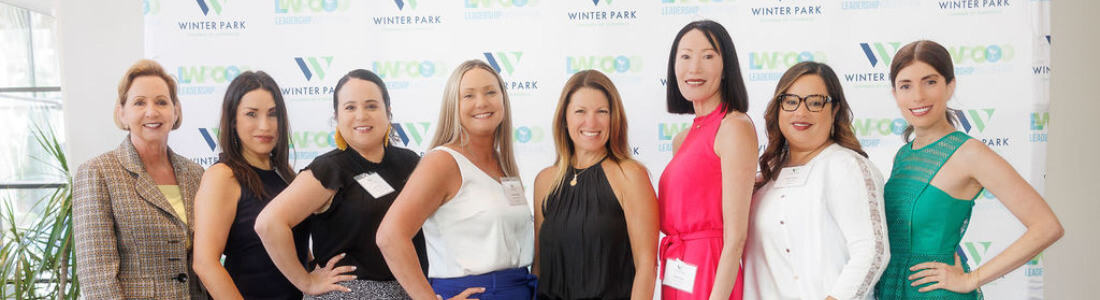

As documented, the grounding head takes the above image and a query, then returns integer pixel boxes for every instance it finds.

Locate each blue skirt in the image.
[430,267,537,300]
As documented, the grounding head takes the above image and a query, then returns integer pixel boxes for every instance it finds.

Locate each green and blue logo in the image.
[484,52,524,76]
[275,0,350,13]
[954,109,995,133]
[514,126,546,143]
[960,241,993,268]
[295,56,334,81]
[393,122,432,147]
[660,0,734,15]
[748,50,826,82]
[196,0,227,16]
[1030,112,1048,143]
[177,65,249,84]
[566,55,642,74]
[657,122,690,152]
[144,0,161,15]
[465,0,541,21]
[372,60,447,79]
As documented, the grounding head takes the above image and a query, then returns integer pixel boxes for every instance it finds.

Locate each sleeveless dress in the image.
[223,166,309,300]
[875,131,984,300]
[538,157,633,300]
[658,107,744,300]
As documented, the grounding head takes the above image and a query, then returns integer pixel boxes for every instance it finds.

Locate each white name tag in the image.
[663,258,698,294]
[354,172,395,198]
[500,177,526,206]
[774,165,811,188]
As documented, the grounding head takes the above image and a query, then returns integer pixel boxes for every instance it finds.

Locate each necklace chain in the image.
[570,155,606,187]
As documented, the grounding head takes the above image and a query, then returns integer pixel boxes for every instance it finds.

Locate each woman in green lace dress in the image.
[873,40,1064,299]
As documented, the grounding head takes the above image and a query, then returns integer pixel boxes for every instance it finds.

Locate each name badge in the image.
[663,258,698,294]
[500,177,526,206]
[774,165,811,188]
[354,172,395,198]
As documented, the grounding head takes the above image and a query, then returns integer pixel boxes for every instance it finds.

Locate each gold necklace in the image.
[569,156,606,187]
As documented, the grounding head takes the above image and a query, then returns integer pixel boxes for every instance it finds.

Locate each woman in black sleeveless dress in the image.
[193,71,310,299]
[533,70,659,300]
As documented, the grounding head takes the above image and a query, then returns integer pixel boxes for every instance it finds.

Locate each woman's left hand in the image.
[908,254,980,293]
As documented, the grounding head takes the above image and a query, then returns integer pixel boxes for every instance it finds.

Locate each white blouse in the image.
[744,144,890,300]
[422,147,534,278]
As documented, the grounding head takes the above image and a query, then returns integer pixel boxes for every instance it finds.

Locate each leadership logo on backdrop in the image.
[177,0,247,34]
[371,0,443,29]
[465,0,542,21]
[1029,111,1048,143]
[949,43,1015,76]
[747,49,827,82]
[660,0,735,16]
[371,58,448,90]
[274,0,351,25]
[144,0,161,15]
[656,122,690,153]
[565,0,638,25]
[851,117,907,148]
[514,125,550,154]
[566,54,645,84]
[284,56,336,102]
[840,0,920,11]
[176,64,250,95]
[485,52,540,95]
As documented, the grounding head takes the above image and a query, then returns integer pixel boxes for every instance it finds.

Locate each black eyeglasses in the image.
[776,94,833,112]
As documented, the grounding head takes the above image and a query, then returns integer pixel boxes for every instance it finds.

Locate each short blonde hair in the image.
[114,59,182,130]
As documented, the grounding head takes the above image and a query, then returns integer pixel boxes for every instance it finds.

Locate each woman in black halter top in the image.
[533,70,659,300]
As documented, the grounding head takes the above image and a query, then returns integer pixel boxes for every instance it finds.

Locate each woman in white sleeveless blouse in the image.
[378,59,535,300]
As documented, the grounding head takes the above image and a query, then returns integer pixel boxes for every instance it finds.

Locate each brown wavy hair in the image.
[757,61,866,188]
[547,69,634,196]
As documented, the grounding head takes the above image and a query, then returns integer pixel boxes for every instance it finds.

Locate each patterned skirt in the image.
[303,279,411,300]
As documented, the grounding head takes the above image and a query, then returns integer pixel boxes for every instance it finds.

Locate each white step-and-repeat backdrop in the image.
[143,0,1050,298]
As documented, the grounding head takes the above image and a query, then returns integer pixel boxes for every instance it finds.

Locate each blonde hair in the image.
[548,69,634,195]
[429,60,520,178]
[114,59,182,130]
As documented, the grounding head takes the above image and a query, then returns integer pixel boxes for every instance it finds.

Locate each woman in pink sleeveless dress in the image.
[658,20,757,300]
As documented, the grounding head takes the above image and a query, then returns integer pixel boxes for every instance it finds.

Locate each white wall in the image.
[1045,0,1100,297]
[57,0,142,167]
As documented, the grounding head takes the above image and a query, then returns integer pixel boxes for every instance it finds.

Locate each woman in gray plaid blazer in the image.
[73,59,209,299]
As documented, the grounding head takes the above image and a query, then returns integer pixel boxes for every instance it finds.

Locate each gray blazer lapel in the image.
[115,138,187,229]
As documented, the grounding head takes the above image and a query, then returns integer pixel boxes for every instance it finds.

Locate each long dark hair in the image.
[218,70,295,199]
[890,40,959,142]
[757,62,866,188]
[666,20,749,114]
